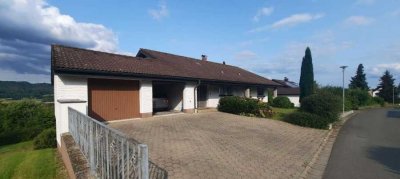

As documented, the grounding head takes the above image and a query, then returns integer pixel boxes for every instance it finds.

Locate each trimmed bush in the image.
[284,111,329,129]
[271,96,294,108]
[33,128,56,149]
[300,91,341,123]
[218,96,268,116]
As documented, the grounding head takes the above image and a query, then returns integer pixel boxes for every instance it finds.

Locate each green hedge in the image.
[0,99,55,146]
[317,86,384,110]
[33,128,56,149]
[284,111,329,129]
[218,96,268,116]
[300,91,341,123]
[271,96,294,108]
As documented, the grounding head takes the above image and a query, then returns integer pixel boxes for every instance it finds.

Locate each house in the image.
[272,78,300,107]
[51,45,281,143]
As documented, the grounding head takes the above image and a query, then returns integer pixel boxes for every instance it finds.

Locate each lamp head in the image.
[340,66,348,69]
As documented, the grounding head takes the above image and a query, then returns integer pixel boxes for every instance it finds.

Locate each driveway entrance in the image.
[110,112,327,178]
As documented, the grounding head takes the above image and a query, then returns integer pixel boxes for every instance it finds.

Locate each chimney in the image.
[201,55,207,61]
[284,77,289,82]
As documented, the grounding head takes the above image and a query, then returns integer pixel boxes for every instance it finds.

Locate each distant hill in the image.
[0,81,53,100]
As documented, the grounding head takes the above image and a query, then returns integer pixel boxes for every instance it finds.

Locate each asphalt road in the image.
[324,108,400,179]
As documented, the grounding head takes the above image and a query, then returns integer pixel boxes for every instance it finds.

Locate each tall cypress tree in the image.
[377,70,398,102]
[299,47,314,102]
[349,64,369,90]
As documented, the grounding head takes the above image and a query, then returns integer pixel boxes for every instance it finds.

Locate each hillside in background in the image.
[0,81,53,100]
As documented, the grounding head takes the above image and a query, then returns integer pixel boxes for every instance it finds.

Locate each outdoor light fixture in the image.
[340,66,348,115]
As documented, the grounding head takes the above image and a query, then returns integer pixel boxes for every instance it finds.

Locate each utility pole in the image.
[340,66,348,115]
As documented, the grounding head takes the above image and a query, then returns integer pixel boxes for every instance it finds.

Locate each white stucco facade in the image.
[277,95,300,107]
[139,80,153,114]
[288,96,300,107]
[54,73,277,145]
[183,83,196,110]
[54,74,88,145]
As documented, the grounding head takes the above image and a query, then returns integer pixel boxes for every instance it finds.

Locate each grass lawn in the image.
[271,107,296,120]
[0,141,68,179]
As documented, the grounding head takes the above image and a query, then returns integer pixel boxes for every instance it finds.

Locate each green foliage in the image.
[0,81,53,100]
[284,111,329,129]
[270,96,294,108]
[373,97,385,107]
[377,70,398,102]
[218,96,269,116]
[33,128,56,149]
[300,91,342,123]
[0,100,55,146]
[267,89,274,105]
[349,64,369,90]
[317,86,380,110]
[299,47,315,102]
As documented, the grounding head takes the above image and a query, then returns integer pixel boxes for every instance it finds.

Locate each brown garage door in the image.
[88,78,140,121]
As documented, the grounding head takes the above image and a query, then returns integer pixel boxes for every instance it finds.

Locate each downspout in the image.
[194,80,201,113]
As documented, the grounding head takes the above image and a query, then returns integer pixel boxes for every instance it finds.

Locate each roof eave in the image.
[53,68,281,87]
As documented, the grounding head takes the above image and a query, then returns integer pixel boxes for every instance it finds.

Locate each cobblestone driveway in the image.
[109,112,327,179]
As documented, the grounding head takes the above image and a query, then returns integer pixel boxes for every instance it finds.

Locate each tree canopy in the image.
[349,64,369,90]
[377,70,398,103]
[0,81,53,100]
[299,47,314,102]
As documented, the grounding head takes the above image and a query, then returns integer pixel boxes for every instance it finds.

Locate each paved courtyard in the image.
[109,112,327,179]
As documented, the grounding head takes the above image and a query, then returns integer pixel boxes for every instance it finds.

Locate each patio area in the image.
[109,111,327,179]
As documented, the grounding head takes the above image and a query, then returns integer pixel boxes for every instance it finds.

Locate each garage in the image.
[152,81,184,114]
[88,78,140,121]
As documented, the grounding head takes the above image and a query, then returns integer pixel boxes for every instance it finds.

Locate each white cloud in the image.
[234,50,257,60]
[0,0,117,52]
[0,0,118,83]
[370,63,400,78]
[344,16,374,26]
[356,0,375,5]
[149,1,169,21]
[271,13,324,29]
[253,7,274,22]
[249,13,324,32]
[249,31,354,85]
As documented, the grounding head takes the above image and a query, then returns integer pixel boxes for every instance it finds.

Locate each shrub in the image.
[33,128,56,149]
[218,96,268,116]
[300,91,341,123]
[284,111,329,129]
[0,99,55,145]
[271,96,294,108]
[373,97,385,107]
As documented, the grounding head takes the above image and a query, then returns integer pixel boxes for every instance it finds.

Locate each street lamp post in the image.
[340,66,348,115]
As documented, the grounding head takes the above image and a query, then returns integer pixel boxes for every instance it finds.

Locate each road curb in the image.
[299,111,357,179]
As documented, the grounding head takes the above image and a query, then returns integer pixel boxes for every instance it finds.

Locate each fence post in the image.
[138,144,149,179]
[89,120,96,176]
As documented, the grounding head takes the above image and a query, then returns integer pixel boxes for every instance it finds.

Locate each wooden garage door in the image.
[88,78,140,121]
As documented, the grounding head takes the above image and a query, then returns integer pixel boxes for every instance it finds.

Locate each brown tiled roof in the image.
[52,45,280,86]
[277,87,300,95]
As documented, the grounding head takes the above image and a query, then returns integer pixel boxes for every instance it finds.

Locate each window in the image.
[257,87,265,97]
[219,86,233,96]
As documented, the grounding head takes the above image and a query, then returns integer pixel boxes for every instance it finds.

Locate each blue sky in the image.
[0,0,399,87]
